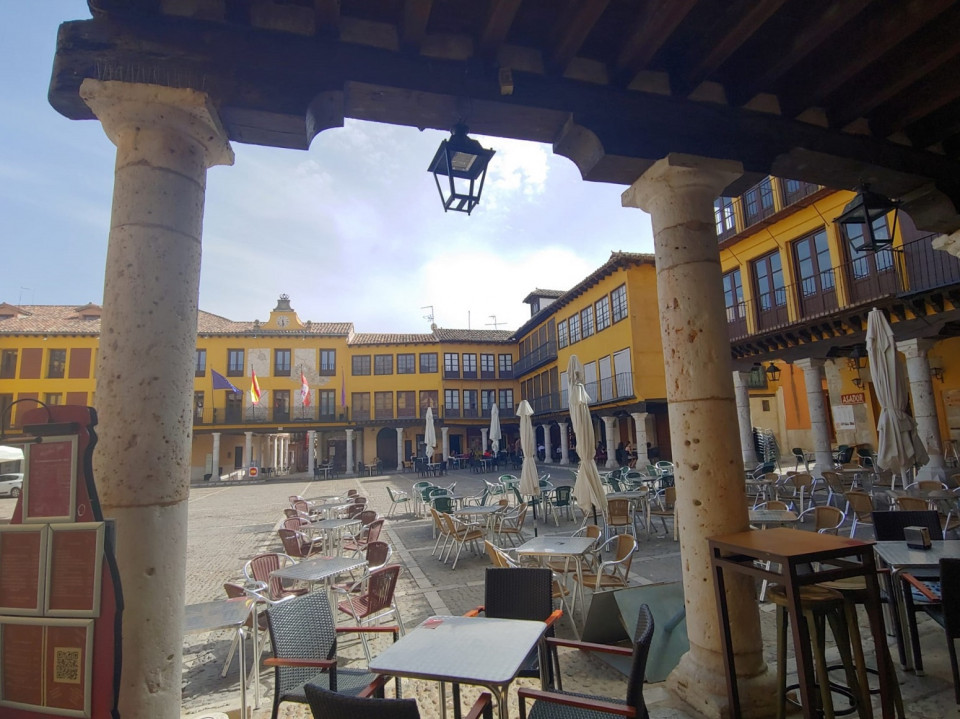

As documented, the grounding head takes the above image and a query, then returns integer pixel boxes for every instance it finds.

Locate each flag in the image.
[340,369,346,408]
[300,370,311,406]
[211,369,240,394]
[250,368,262,405]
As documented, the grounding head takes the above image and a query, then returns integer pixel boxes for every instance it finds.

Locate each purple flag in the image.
[211,369,241,393]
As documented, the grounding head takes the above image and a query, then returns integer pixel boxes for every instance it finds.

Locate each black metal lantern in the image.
[428,123,495,215]
[834,184,900,252]
[848,345,867,388]
[764,361,781,383]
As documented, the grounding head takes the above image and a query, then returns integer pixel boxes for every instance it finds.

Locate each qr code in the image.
[53,647,82,684]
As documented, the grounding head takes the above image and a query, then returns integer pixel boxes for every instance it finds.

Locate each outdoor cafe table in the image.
[307,500,353,519]
[368,614,547,719]
[310,517,362,555]
[453,504,503,538]
[270,554,367,606]
[516,535,598,633]
[709,527,896,719]
[747,508,799,526]
[184,597,258,715]
[873,540,960,671]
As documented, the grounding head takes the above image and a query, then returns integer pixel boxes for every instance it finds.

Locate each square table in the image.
[747,508,798,526]
[184,597,258,715]
[311,517,362,555]
[709,527,897,719]
[453,504,503,538]
[369,615,547,719]
[516,535,598,632]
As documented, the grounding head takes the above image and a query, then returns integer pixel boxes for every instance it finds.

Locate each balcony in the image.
[515,341,557,376]
[208,407,351,425]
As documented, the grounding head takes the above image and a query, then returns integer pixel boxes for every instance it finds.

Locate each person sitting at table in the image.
[595,441,607,464]
[616,442,627,466]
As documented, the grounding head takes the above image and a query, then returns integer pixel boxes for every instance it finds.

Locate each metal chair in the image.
[572,534,636,593]
[244,553,308,602]
[517,603,653,719]
[304,680,493,719]
[843,490,875,537]
[791,447,814,472]
[648,486,676,538]
[333,564,406,663]
[798,505,845,534]
[385,485,411,517]
[342,518,384,557]
[495,502,529,547]
[605,498,636,541]
[264,591,397,719]
[440,512,485,569]
[546,485,576,525]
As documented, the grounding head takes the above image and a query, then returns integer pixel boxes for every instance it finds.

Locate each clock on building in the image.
[277,316,289,327]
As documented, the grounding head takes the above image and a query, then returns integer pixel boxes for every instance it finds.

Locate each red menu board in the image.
[1,623,44,707]
[46,524,103,617]
[24,438,77,522]
[0,527,47,615]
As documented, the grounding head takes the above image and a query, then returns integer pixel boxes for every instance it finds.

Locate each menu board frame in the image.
[44,523,104,618]
[0,617,94,717]
[0,524,48,616]
[22,436,78,523]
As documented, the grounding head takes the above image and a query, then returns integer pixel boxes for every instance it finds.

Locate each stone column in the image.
[345,429,355,475]
[307,430,316,476]
[602,416,618,468]
[211,432,221,479]
[81,79,233,719]
[542,424,553,464]
[441,426,450,462]
[481,427,489,453]
[630,412,650,466]
[795,359,834,473]
[558,420,570,465]
[623,154,773,717]
[396,427,405,471]
[244,431,253,474]
[733,371,756,467]
[898,339,947,481]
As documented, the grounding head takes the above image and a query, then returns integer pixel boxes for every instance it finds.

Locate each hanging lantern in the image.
[428,123,495,215]
[834,184,900,252]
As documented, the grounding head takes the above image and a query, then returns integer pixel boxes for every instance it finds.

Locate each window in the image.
[44,393,62,406]
[397,353,415,374]
[480,354,495,378]
[742,178,775,225]
[557,320,568,349]
[420,353,438,373]
[752,250,786,310]
[595,297,611,331]
[397,390,416,417]
[0,350,16,379]
[444,353,459,377]
[498,388,514,410]
[227,349,244,376]
[47,349,66,379]
[374,354,393,375]
[195,349,206,377]
[352,355,371,375]
[568,313,581,344]
[844,217,895,277]
[611,285,628,323]
[319,349,336,376]
[714,197,737,238]
[319,390,336,418]
[463,390,478,416]
[481,389,495,411]
[274,349,291,376]
[273,390,290,421]
[352,392,371,420]
[194,391,204,422]
[444,389,460,411]
[723,269,746,323]
[498,354,513,377]
[462,353,477,378]
[375,391,393,419]
[581,306,594,338]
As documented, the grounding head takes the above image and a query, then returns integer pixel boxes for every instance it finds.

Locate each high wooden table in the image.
[709,527,896,719]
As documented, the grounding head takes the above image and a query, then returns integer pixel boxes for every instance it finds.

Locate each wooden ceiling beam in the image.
[676,0,787,98]
[779,0,954,119]
[401,0,433,52]
[312,0,341,36]
[827,7,960,129]
[478,0,522,60]
[869,55,960,138]
[727,0,871,107]
[904,96,960,149]
[614,0,698,86]
[546,0,610,74]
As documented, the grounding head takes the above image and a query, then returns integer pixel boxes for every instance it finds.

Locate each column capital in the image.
[558,420,568,428]
[621,153,742,214]
[794,358,825,372]
[732,370,752,387]
[244,431,253,437]
[441,426,449,436]
[81,79,234,170]
[896,337,935,359]
[345,428,354,438]
[396,427,404,435]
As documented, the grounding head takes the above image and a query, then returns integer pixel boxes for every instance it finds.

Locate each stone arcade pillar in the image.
[542,424,553,464]
[244,431,253,474]
[733,371,756,467]
[481,427,488,453]
[396,427,405,471]
[623,154,773,718]
[441,426,450,462]
[602,416,618,468]
[558,420,570,465]
[307,430,316,476]
[795,359,834,473]
[211,432,221,479]
[898,339,947,481]
[630,412,650,467]
[81,79,233,719]
[345,429,355,475]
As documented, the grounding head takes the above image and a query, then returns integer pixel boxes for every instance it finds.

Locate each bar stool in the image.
[768,584,867,719]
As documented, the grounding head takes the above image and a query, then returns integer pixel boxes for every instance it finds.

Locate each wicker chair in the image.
[517,604,654,719]
[305,680,493,719]
[264,592,398,719]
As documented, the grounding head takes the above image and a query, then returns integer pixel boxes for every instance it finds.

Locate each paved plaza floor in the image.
[3,465,959,718]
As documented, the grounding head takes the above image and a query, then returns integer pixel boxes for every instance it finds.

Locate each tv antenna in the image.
[421,305,436,329]
[486,315,505,329]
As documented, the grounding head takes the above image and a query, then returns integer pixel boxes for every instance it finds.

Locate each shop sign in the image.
[841,392,865,405]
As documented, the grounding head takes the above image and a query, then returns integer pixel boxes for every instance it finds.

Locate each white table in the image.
[516,535,598,632]
[453,504,503,538]
[369,615,546,719]
[311,517,362,555]
[748,509,798,526]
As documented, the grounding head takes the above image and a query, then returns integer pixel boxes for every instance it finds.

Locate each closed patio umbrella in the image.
[517,401,540,502]
[568,355,607,518]
[424,406,437,462]
[866,307,928,488]
[489,403,501,455]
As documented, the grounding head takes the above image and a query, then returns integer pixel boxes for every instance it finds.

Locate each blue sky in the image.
[1,2,654,333]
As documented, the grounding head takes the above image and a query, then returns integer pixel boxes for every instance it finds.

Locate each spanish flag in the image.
[250,368,262,405]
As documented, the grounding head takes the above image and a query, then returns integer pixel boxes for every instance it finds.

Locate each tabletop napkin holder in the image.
[904,525,932,550]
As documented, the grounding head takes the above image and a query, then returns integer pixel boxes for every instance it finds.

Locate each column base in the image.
[559,459,570,465]
[667,650,776,719]
[916,458,947,484]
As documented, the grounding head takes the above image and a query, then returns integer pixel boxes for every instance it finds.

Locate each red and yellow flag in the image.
[250,368,262,405]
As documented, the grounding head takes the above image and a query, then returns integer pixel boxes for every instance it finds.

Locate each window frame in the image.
[498,388,514,410]
[374,354,394,375]
[580,306,595,338]
[227,349,244,377]
[557,320,568,349]
[397,353,416,374]
[498,354,513,377]
[195,349,206,378]
[319,349,336,376]
[0,350,17,379]
[595,296,611,331]
[274,348,292,377]
[611,285,628,323]
[568,313,581,344]
[420,353,438,373]
[352,355,371,376]
[47,349,66,379]
[462,353,477,379]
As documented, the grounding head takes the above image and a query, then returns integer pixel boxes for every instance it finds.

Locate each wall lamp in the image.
[428,123,496,215]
